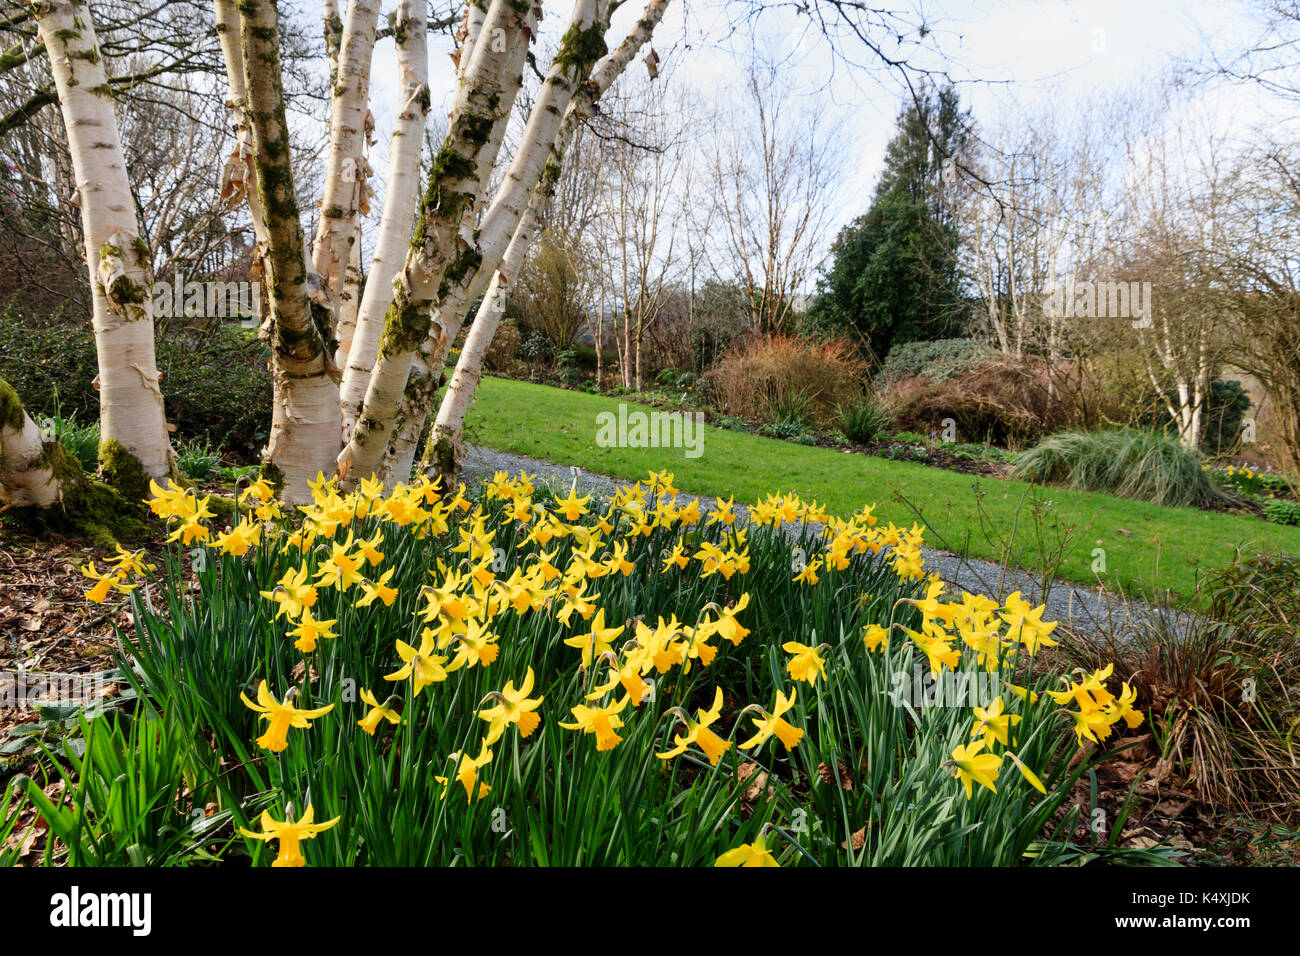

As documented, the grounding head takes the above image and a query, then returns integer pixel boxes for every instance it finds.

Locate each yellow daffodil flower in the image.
[239,804,339,867]
[240,680,334,753]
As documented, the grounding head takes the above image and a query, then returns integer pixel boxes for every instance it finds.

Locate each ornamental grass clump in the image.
[1013,428,1224,508]
[23,470,1163,867]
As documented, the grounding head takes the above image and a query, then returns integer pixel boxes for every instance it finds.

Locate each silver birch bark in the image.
[0,379,66,508]
[338,0,430,440]
[421,0,671,485]
[311,0,380,320]
[35,0,173,488]
[335,0,532,487]
[237,0,340,502]
[382,0,613,483]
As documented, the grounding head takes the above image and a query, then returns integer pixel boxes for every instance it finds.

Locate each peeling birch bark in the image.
[420,0,671,486]
[311,0,380,318]
[236,0,341,502]
[34,0,173,489]
[338,0,429,439]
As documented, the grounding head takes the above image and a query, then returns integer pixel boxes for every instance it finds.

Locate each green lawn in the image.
[464,376,1300,603]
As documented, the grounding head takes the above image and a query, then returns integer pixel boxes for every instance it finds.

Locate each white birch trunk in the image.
[237,0,341,502]
[420,0,671,484]
[335,0,532,488]
[0,380,65,508]
[332,236,365,368]
[35,0,173,486]
[383,0,614,482]
[215,0,272,261]
[338,0,429,439]
[311,0,380,318]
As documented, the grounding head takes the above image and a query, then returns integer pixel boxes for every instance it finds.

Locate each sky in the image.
[349,0,1288,270]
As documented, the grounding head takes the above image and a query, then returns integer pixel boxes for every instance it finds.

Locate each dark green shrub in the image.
[1201,380,1253,455]
[836,397,892,444]
[518,331,553,364]
[155,327,271,457]
[1012,428,1223,508]
[881,337,994,382]
[1262,499,1300,526]
[689,326,736,374]
[555,348,581,384]
[0,318,271,459]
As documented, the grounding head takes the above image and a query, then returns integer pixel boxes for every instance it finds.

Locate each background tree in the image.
[810,83,971,362]
[709,57,841,338]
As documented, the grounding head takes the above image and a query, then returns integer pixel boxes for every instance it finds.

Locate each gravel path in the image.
[460,444,1191,640]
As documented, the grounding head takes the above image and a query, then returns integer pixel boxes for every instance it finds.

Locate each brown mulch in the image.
[0,528,135,736]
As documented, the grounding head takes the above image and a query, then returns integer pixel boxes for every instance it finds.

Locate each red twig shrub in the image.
[706,334,865,424]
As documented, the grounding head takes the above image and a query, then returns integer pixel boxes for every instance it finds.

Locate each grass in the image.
[463,377,1300,604]
[1012,428,1223,508]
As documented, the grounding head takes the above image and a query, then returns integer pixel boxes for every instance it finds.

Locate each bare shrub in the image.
[706,334,865,424]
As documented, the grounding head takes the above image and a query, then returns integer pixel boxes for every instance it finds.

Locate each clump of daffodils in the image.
[135,469,1139,865]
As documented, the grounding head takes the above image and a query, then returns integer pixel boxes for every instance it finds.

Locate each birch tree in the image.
[600,67,683,391]
[17,0,672,512]
[337,0,540,487]
[311,0,379,334]
[230,0,342,502]
[33,0,174,493]
[426,0,670,485]
[709,60,841,336]
[338,0,429,440]
[359,0,622,484]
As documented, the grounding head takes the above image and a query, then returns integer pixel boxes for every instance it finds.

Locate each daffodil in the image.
[702,593,750,646]
[563,608,625,668]
[478,667,544,744]
[1000,592,1059,653]
[715,833,779,867]
[288,608,338,653]
[214,518,261,557]
[970,696,1020,749]
[658,687,731,766]
[862,623,889,653]
[782,641,827,685]
[740,687,803,752]
[662,541,689,571]
[260,565,318,620]
[108,545,155,577]
[560,695,631,751]
[80,561,135,604]
[357,688,402,735]
[384,632,449,696]
[356,531,385,566]
[949,739,1002,799]
[240,681,334,753]
[355,568,398,609]
[554,488,591,521]
[437,742,493,803]
[447,617,500,670]
[239,804,339,867]
[315,534,365,591]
